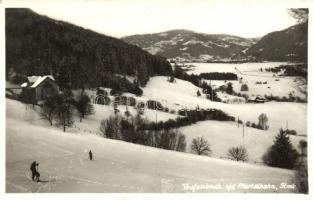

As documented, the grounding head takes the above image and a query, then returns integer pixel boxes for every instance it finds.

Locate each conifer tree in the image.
[75,93,94,122]
[263,129,299,169]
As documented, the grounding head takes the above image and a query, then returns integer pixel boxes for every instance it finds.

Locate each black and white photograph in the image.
[1,0,312,197]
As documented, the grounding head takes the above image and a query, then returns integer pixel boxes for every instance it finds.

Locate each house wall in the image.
[35,79,59,101]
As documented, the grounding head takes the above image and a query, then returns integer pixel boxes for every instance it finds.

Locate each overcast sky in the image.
[25,0,299,39]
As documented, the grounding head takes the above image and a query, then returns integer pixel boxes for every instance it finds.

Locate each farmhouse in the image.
[21,75,59,103]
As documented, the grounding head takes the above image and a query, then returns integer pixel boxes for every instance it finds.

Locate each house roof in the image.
[21,75,55,88]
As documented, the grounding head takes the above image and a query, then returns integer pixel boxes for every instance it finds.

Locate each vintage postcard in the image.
[1,0,312,199]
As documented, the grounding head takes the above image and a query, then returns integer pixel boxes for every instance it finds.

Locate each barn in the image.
[20,75,59,103]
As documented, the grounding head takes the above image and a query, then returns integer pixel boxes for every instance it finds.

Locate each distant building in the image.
[248,95,268,103]
[21,75,59,103]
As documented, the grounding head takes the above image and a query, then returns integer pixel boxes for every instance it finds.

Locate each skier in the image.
[30,161,40,182]
[89,150,93,161]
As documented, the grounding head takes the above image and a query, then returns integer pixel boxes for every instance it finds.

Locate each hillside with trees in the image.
[240,9,308,63]
[6,8,172,91]
[242,23,308,62]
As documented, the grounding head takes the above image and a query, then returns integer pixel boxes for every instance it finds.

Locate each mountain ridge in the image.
[241,23,308,62]
[122,29,257,62]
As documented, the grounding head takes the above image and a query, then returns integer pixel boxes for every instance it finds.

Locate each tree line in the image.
[199,72,238,80]
[265,64,307,79]
[100,114,187,152]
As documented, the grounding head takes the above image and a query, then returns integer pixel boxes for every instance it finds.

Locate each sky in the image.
[9,0,301,38]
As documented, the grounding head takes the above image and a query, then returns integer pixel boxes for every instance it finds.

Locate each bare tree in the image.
[55,92,74,132]
[40,95,58,126]
[288,8,308,24]
[190,136,211,155]
[227,146,248,162]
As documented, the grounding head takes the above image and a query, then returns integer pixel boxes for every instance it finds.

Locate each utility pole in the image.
[238,116,239,128]
[242,123,245,138]
[155,101,158,125]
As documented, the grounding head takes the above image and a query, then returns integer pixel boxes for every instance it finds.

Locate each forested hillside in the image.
[6,8,172,90]
[242,23,308,62]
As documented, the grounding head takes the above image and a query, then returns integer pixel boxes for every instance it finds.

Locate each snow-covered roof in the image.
[23,75,55,88]
[27,76,41,83]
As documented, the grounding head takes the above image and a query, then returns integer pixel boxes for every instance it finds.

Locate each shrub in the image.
[240,84,249,91]
[178,109,187,116]
[100,115,122,139]
[251,122,257,128]
[227,146,248,162]
[226,82,233,95]
[147,100,163,111]
[246,121,251,127]
[197,90,201,96]
[170,109,176,114]
[285,129,297,135]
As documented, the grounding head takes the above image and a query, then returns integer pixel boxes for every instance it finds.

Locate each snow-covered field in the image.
[182,62,306,98]
[142,76,307,135]
[184,62,290,74]
[6,99,298,193]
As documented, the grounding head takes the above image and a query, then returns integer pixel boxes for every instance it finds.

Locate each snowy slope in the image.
[6,99,297,193]
[181,121,305,163]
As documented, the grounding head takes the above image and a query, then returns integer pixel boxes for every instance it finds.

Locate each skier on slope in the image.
[89,150,93,161]
[30,161,40,182]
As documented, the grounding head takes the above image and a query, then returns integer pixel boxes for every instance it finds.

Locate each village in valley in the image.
[4,5,308,194]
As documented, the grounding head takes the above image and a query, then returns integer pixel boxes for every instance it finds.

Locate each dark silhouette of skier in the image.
[30,161,40,182]
[89,150,93,161]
